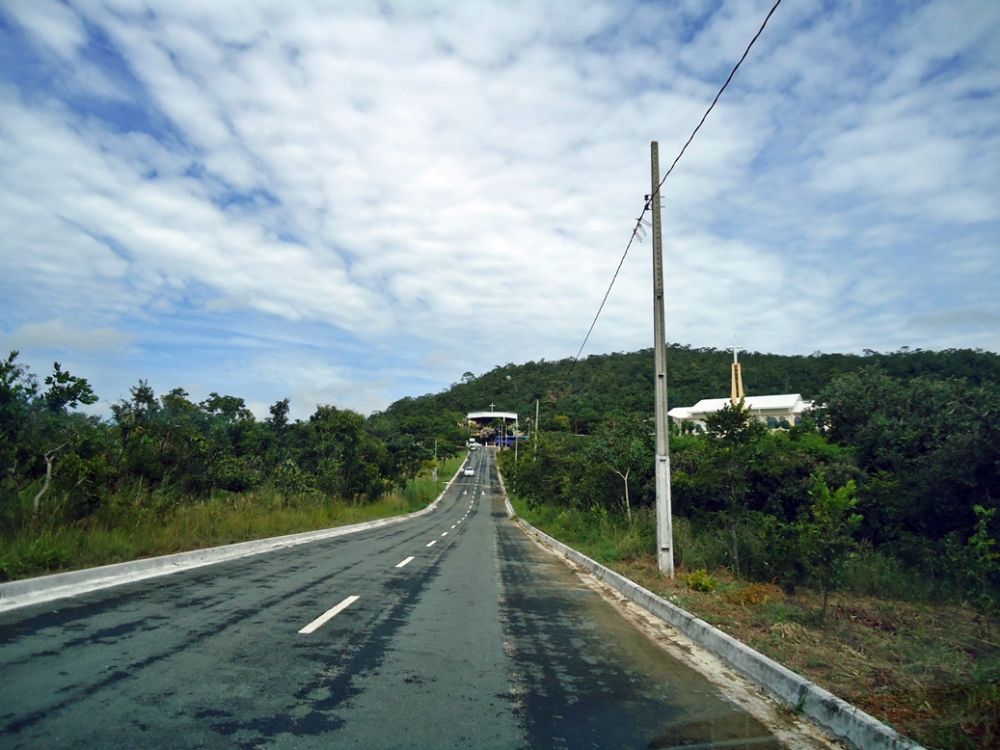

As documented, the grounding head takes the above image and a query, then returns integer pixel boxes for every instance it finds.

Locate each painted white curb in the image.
[495,465,923,750]
[0,464,463,613]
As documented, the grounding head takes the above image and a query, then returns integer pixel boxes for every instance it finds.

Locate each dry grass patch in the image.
[609,556,998,750]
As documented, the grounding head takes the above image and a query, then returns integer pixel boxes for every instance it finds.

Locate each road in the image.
[1,448,787,749]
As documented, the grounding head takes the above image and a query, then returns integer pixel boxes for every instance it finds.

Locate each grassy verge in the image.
[510,497,999,750]
[0,456,464,582]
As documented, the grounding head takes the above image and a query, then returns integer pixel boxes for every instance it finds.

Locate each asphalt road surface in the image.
[2,449,785,749]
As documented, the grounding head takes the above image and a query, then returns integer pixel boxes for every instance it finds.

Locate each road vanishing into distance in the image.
[2,449,788,749]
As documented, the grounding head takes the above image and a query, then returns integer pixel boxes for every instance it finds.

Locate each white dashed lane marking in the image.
[395,556,415,569]
[298,595,359,635]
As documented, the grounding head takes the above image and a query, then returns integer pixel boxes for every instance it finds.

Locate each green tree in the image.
[0,354,100,521]
[268,398,290,433]
[703,400,765,574]
[304,405,392,500]
[947,504,1000,630]
[110,380,161,484]
[0,352,38,502]
[587,413,651,522]
[42,362,97,412]
[798,474,862,621]
[818,369,1000,546]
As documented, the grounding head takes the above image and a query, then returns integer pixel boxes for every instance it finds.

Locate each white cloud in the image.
[246,353,392,420]
[0,0,997,414]
[5,0,87,59]
[1,319,132,352]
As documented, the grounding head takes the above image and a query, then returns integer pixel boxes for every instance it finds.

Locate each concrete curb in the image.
[494,467,922,750]
[0,465,462,613]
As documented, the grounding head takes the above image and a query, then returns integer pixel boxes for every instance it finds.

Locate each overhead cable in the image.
[569,0,782,365]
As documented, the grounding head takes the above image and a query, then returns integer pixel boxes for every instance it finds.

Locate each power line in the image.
[572,227,642,362]
[655,0,783,196]
[569,0,782,365]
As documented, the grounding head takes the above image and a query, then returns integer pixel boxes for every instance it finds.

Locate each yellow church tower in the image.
[730,345,745,404]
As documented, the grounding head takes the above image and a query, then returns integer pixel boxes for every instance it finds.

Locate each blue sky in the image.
[1,0,998,418]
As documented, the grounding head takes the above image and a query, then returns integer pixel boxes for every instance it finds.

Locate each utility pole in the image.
[650,141,675,578]
[432,437,438,482]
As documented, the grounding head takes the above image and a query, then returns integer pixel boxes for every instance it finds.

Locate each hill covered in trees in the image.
[380,344,1000,438]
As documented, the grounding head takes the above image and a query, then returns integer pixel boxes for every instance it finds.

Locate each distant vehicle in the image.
[468,444,478,451]
[463,468,474,476]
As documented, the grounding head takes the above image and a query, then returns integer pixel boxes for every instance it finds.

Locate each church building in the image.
[667,348,813,431]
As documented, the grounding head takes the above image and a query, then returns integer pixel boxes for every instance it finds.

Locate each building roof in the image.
[668,394,813,420]
[467,410,518,422]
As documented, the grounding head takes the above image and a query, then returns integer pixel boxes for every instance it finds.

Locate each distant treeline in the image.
[0,350,467,555]
[383,344,1000,436]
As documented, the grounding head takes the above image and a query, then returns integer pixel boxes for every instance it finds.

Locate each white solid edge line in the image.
[395,556,416,569]
[298,595,360,634]
[426,539,438,547]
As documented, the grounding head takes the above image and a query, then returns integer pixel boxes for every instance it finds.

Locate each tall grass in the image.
[511,498,655,564]
[511,497,965,606]
[0,455,464,582]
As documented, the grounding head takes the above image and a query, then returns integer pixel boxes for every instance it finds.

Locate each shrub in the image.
[798,474,862,620]
[685,568,718,592]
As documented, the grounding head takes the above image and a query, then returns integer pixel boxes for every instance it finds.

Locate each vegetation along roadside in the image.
[1,453,464,582]
[497,355,999,750]
[1,349,467,581]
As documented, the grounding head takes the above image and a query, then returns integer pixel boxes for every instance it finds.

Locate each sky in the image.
[1,0,998,419]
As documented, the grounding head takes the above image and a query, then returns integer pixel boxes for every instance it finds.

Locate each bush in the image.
[685,568,718,592]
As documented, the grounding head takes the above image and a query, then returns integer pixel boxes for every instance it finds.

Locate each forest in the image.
[0,350,466,579]
[2,343,999,613]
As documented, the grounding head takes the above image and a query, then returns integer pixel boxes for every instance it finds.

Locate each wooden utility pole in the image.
[650,142,675,578]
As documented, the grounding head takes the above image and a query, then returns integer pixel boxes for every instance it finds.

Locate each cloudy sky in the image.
[1,0,998,418]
